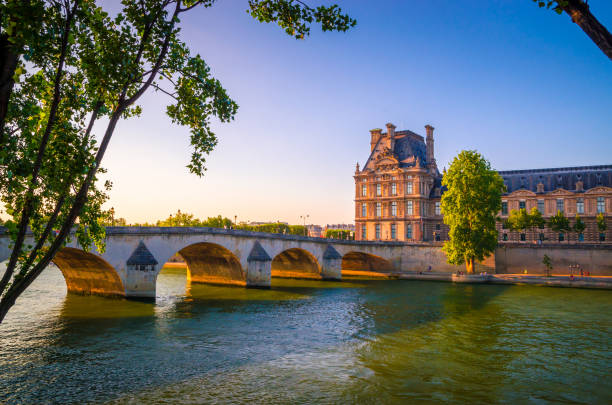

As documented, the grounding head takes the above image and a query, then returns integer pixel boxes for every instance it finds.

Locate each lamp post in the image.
[234,215,237,228]
[300,214,309,236]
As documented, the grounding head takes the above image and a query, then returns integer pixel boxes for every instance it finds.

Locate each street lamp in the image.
[299,214,309,236]
[234,215,237,228]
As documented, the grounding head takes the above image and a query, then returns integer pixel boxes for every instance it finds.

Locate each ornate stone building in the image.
[355,123,612,243]
[354,123,446,242]
[497,166,612,243]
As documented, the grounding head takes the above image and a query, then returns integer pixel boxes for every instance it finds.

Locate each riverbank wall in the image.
[494,244,612,276]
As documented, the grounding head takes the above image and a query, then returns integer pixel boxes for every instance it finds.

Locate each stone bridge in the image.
[0,227,453,299]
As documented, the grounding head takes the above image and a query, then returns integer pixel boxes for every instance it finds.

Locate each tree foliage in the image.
[596,212,607,232]
[441,150,505,273]
[325,229,352,240]
[506,207,545,239]
[0,0,355,323]
[573,214,586,238]
[548,210,570,241]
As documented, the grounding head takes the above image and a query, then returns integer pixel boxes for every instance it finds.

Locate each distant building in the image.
[498,165,612,243]
[354,123,444,242]
[306,224,323,237]
[354,122,611,243]
[324,224,355,232]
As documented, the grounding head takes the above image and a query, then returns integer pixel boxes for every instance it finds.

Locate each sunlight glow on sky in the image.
[94,0,612,225]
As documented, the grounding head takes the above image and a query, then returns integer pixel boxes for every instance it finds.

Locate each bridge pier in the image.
[320,245,342,280]
[246,241,272,288]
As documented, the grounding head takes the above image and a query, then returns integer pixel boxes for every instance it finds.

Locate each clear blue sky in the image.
[98,0,612,225]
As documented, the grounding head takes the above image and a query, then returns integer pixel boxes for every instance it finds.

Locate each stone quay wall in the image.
[494,244,612,275]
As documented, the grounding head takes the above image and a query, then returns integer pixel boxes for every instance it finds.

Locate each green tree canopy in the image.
[548,210,571,242]
[506,208,531,233]
[573,214,586,238]
[441,150,506,273]
[0,0,355,323]
[596,212,608,237]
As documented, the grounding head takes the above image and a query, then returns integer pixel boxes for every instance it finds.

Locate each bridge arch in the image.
[177,242,245,286]
[271,248,321,279]
[53,247,125,297]
[341,251,394,275]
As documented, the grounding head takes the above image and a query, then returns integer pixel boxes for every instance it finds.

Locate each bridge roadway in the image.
[0,227,452,299]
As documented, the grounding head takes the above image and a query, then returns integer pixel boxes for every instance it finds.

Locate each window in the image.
[577,198,584,214]
[406,201,413,215]
[406,224,412,239]
[520,233,526,241]
[376,184,381,196]
[361,224,366,239]
[556,199,564,213]
[435,201,441,215]
[539,233,545,241]
[600,233,606,242]
[558,233,564,242]
[503,233,508,241]
[376,202,381,217]
[361,203,367,217]
[421,202,426,216]
[519,201,526,210]
[391,183,397,195]
[391,224,396,239]
[435,234,441,241]
[537,199,545,214]
[375,224,381,240]
[361,184,367,197]
[406,182,413,194]
[436,224,441,231]
[597,197,605,213]
[501,201,508,215]
[391,201,397,217]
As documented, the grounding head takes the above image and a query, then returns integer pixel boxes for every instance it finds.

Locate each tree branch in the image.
[561,0,612,61]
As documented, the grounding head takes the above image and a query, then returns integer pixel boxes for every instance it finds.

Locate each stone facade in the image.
[497,166,612,244]
[354,123,446,241]
[355,123,612,244]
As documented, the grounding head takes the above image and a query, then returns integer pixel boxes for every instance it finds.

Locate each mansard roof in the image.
[363,130,429,170]
[498,165,612,194]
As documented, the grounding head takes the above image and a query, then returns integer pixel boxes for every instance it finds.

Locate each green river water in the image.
[0,266,610,404]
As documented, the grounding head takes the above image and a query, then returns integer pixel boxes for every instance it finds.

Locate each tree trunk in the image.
[561,0,612,61]
[465,257,475,274]
[0,32,19,144]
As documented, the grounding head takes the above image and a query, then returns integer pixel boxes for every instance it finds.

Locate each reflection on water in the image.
[0,266,611,404]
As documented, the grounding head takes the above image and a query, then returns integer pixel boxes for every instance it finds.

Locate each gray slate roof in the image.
[393,131,428,167]
[363,130,430,170]
[498,165,612,194]
[322,244,341,260]
[126,241,158,265]
[247,241,271,261]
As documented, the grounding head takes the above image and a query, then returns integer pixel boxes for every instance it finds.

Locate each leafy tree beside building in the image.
[573,215,586,241]
[548,211,571,242]
[597,212,608,241]
[441,150,506,273]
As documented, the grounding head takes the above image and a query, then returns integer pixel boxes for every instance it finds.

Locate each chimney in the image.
[370,128,382,152]
[425,125,434,165]
[386,123,396,150]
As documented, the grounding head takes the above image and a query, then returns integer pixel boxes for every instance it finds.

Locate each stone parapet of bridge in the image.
[0,226,457,299]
